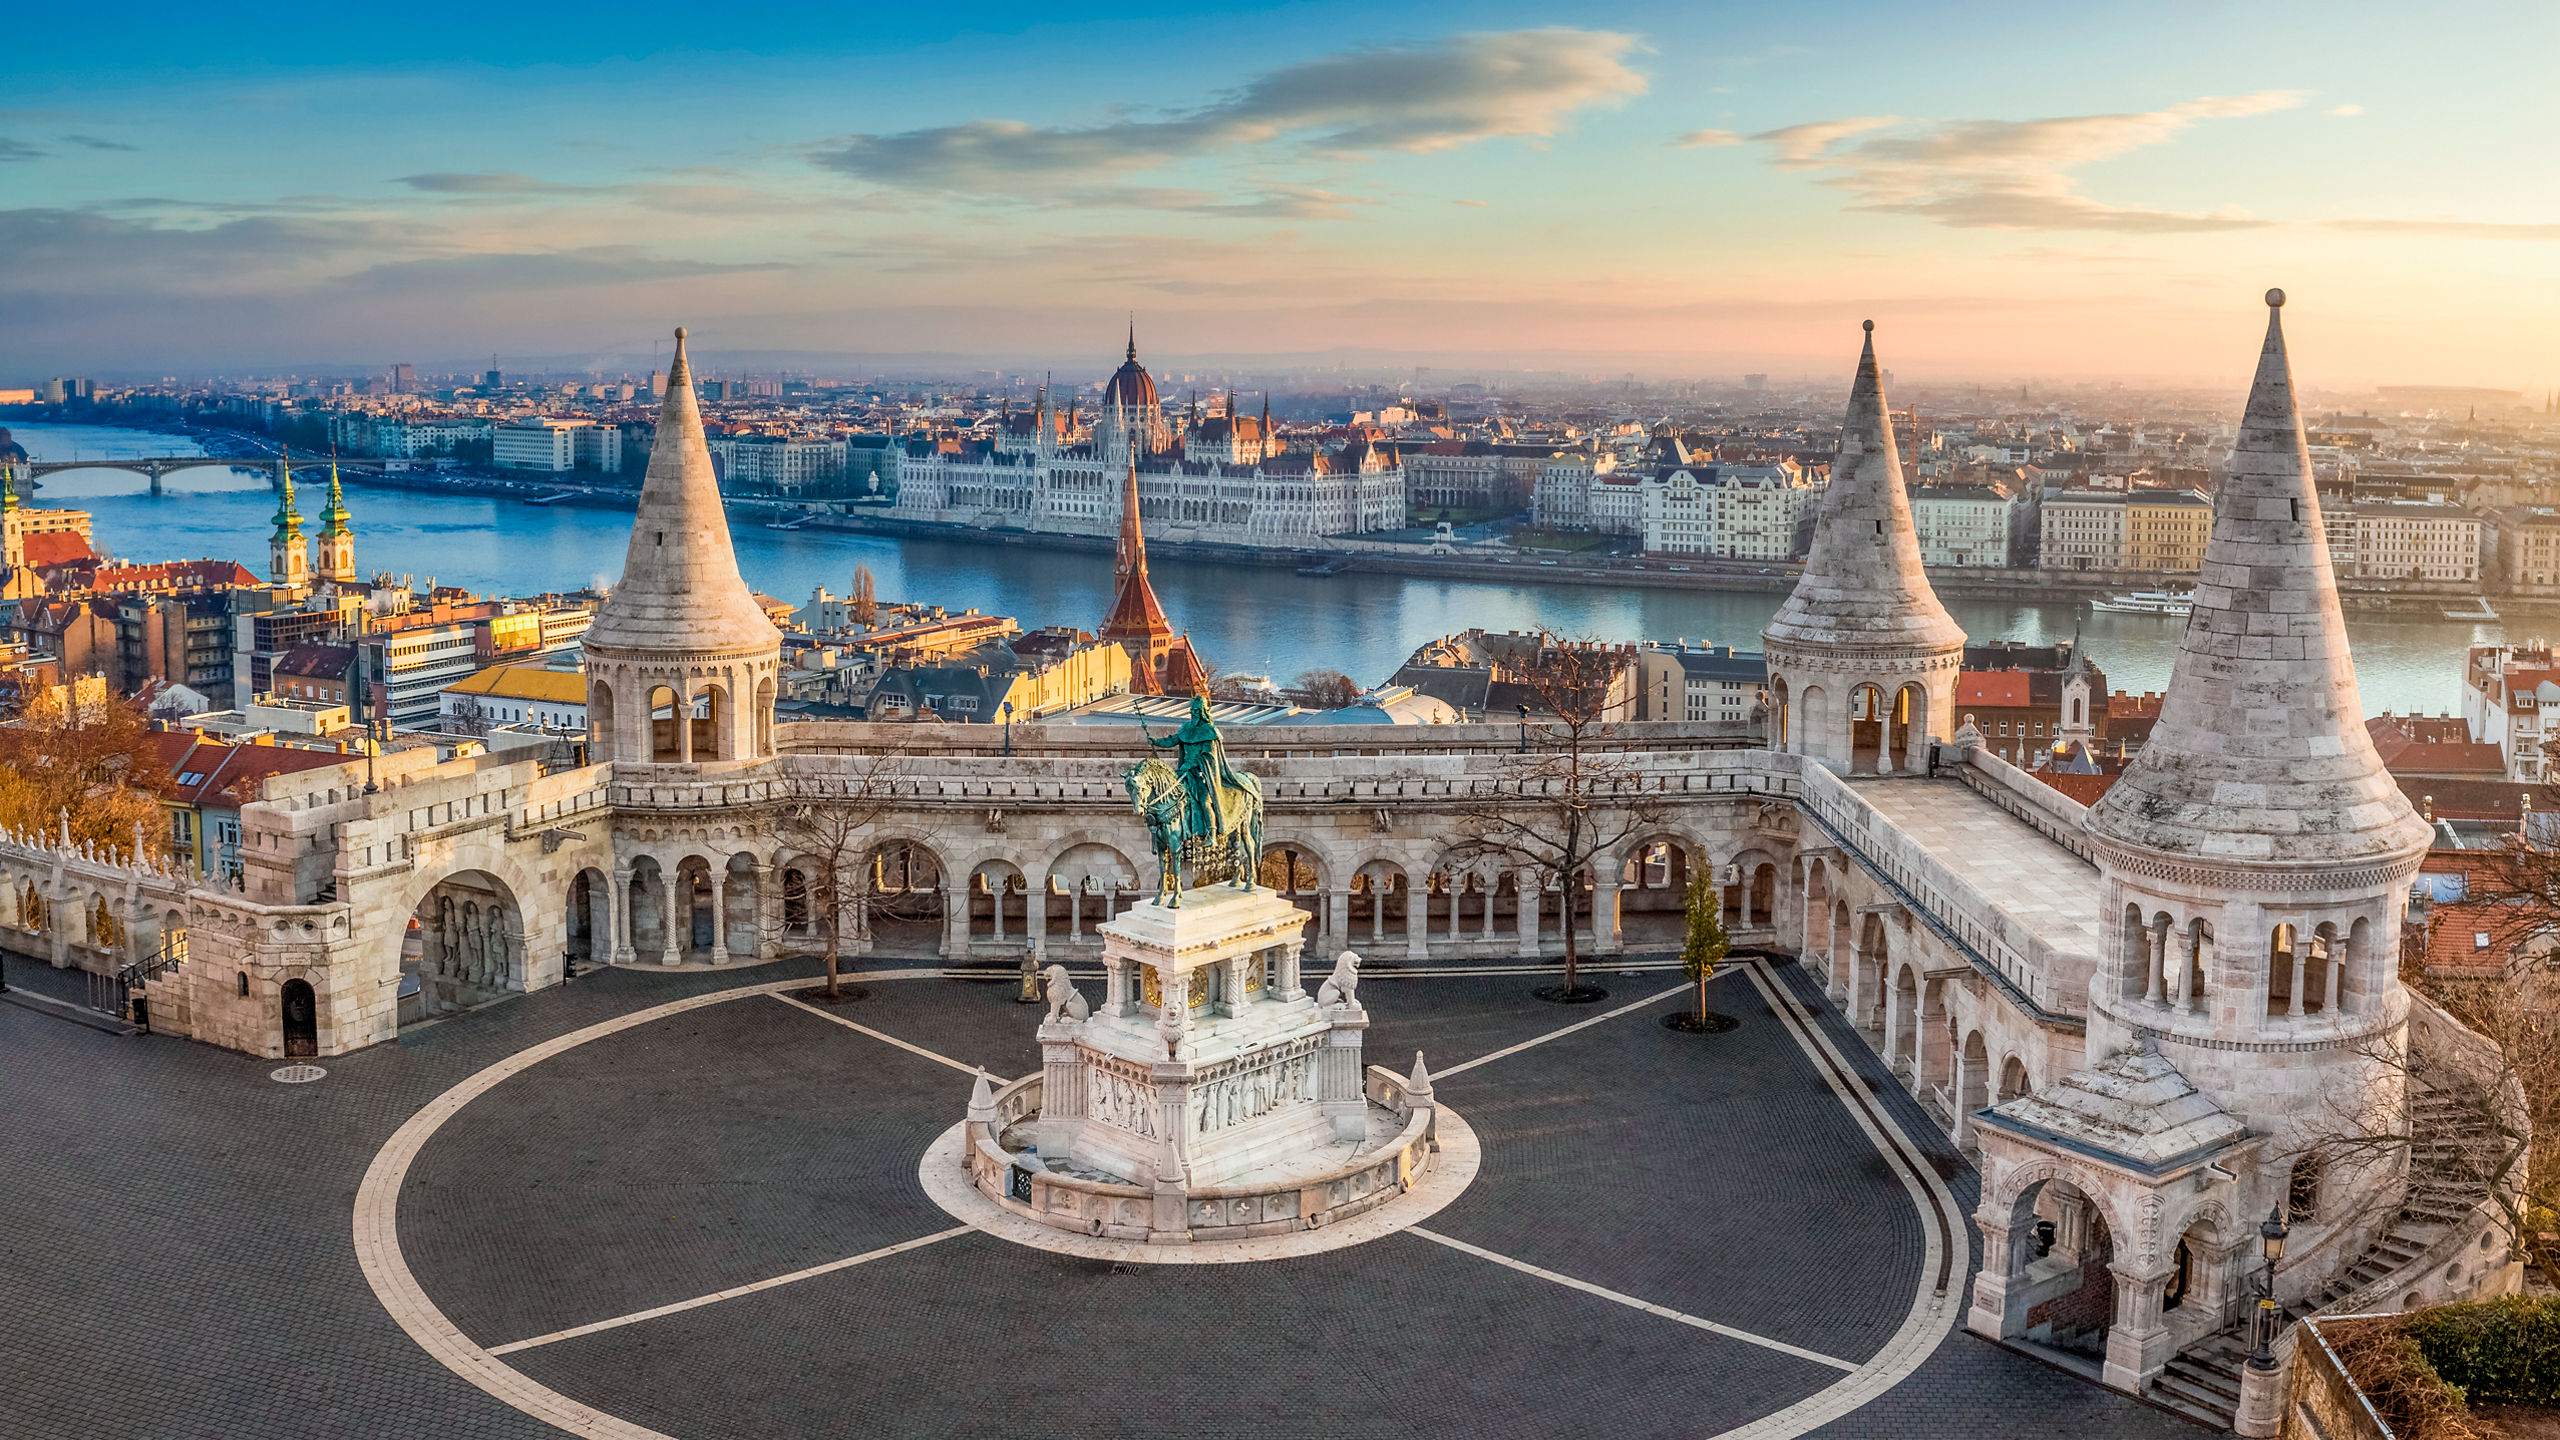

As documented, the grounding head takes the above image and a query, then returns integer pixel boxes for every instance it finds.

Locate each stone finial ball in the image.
[1863,319,1875,333]
[2264,289,2285,308]
[675,325,689,340]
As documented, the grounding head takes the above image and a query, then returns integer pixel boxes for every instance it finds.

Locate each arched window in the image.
[2287,1153,2323,1223]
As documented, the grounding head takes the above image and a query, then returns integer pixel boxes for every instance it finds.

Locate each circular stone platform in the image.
[919,1104,1482,1263]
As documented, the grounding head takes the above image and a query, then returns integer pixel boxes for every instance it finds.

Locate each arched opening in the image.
[565,867,608,969]
[692,684,729,762]
[1849,684,1886,774]
[1350,861,1410,945]
[754,676,776,758]
[2268,922,2302,1017]
[1829,898,1853,1001]
[280,977,318,1057]
[1889,683,1926,772]
[859,841,945,953]
[1614,838,1692,947]
[724,854,762,959]
[1799,684,1828,762]
[1804,860,1832,969]
[588,679,616,762]
[1046,844,1132,947]
[1770,675,1790,748]
[1258,845,1323,933]
[1961,1030,1990,1120]
[2286,1153,2324,1224]
[964,862,1025,948]
[1996,1179,2117,1357]
[1855,910,1890,1036]
[2180,918,2212,1014]
[648,686,682,763]
[628,856,669,962]
[1998,1055,2032,1102]
[674,857,718,958]
[2309,922,2341,1015]
[1891,965,1920,1084]
[1747,862,1777,927]
[409,868,526,1011]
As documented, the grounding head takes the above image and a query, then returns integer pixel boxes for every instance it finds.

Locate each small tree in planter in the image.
[1666,872,1737,1033]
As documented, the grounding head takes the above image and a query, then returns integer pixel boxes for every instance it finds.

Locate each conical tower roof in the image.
[319,456,352,536]
[2089,292,2428,866]
[1101,456,1172,642]
[587,327,780,657]
[272,449,304,534]
[1762,322,1964,654]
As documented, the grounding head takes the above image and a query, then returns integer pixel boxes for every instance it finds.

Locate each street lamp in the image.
[1517,703,1530,754]
[2248,1205,2290,1371]
[1017,939,1042,1004]
[1002,700,1015,757]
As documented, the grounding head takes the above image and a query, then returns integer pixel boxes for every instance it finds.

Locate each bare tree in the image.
[444,695,490,737]
[769,738,941,1000]
[1290,668,1362,708]
[2293,965,2560,1287]
[850,564,879,627]
[1442,632,1663,1000]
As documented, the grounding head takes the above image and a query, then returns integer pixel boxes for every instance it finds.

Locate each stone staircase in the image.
[2147,1088,2493,1431]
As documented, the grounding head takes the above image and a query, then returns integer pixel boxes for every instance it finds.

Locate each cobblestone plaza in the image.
[0,955,2199,1439]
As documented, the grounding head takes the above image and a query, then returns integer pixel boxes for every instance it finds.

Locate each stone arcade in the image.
[1,303,2516,1424]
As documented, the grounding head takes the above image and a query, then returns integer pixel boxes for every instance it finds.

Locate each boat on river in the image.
[2089,589,2195,617]
[2444,598,2500,621]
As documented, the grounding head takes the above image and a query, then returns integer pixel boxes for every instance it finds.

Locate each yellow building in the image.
[2123,489,2214,573]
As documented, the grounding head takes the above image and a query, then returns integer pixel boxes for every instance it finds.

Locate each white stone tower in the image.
[2083,289,2431,1201]
[1761,322,1966,773]
[583,327,782,767]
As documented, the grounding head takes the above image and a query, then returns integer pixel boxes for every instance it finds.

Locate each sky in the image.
[8,1,2557,389]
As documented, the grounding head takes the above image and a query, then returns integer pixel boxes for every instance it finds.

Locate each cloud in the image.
[2328,104,2363,117]
[1454,198,1489,207]
[2325,217,2560,240]
[1743,91,2306,232]
[1672,128,1741,148]
[812,28,1644,206]
[0,137,43,162]
[61,134,138,151]
[394,171,608,196]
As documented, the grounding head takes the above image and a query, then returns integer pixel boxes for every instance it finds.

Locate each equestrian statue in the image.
[1123,694,1265,906]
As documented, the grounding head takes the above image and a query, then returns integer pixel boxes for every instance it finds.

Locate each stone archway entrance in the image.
[281,977,318,1057]
[1995,1179,2117,1362]
[408,869,526,1015]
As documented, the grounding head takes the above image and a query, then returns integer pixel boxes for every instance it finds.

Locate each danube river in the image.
[8,421,2502,717]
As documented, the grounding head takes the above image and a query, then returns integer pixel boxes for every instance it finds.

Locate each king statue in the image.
[1123,695,1265,905]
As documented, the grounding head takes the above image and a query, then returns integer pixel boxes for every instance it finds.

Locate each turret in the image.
[270,449,310,589]
[582,327,783,766]
[316,455,357,585]
[1760,322,1965,772]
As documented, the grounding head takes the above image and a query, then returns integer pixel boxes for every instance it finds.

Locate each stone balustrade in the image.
[967,1063,1439,1243]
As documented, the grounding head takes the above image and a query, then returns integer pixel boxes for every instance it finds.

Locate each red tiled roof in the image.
[1957,672,2032,708]
[2033,770,2120,806]
[21,531,94,568]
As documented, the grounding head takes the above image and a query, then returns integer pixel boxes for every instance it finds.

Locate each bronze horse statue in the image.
[1124,755,1263,906]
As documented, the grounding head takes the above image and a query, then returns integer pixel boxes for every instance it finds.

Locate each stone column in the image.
[988,875,1005,942]
[2144,924,2166,1004]
[2101,1265,2175,1393]
[754,862,778,962]
[658,871,677,967]
[1035,1018,1085,1159]
[1965,1217,2032,1341]
[1505,860,1525,953]
[1275,941,1306,1002]
[1068,883,1083,942]
[1882,974,1906,1076]
[1029,880,1049,963]
[1479,877,1496,940]
[609,863,633,965]
[1324,887,1349,958]
[1597,879,1622,954]
[2289,937,2307,1018]
[1949,1045,1972,1148]
[940,882,964,960]
[1319,998,1370,1142]
[1404,882,1429,960]
[709,877,729,965]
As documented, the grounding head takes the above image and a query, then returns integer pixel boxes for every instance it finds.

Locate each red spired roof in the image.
[1957,671,2033,708]
[1099,462,1172,646]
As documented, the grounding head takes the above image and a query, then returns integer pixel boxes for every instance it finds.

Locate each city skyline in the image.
[8,2,2556,389]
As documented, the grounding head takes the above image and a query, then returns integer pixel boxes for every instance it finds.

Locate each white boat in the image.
[2443,598,2499,621]
[2090,589,2195,617]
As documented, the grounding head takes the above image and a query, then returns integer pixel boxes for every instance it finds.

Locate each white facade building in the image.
[2345,500,2481,582]
[2039,490,2127,570]
[493,419,586,472]
[1715,465,1814,561]
[1912,485,2015,567]
[1639,468,1712,553]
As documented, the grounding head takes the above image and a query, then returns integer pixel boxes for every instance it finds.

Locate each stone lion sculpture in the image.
[1317,950,1361,1009]
[1043,964,1089,1024]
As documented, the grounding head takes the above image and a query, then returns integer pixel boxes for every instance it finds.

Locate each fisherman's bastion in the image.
[0,294,2515,1440]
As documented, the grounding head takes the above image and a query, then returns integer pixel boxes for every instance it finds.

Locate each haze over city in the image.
[10,1,2556,386]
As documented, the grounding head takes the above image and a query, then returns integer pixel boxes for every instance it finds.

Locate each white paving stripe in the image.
[768,991,994,1076]
[1407,1227,1859,1372]
[487,1227,974,1356]
[1434,979,1696,1078]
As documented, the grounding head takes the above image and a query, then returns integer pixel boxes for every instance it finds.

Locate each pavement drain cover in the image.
[270,1064,328,1084]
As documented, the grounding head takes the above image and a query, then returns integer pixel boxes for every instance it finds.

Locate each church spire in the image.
[320,453,352,537]
[1127,317,1137,363]
[2089,291,2428,866]
[1100,451,1175,689]
[315,452,357,584]
[0,460,18,516]
[269,448,309,587]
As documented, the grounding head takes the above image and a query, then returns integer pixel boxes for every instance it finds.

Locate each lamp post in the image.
[1017,938,1042,1004]
[1002,700,1014,757]
[1517,703,1530,754]
[2248,1205,2290,1371]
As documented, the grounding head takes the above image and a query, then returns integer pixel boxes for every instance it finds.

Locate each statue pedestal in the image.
[961,885,1447,1246]
[1041,884,1343,1190]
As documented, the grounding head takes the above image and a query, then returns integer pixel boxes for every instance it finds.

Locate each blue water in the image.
[5,421,2495,716]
